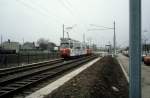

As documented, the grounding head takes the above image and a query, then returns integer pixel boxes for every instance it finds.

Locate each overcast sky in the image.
[0,0,150,47]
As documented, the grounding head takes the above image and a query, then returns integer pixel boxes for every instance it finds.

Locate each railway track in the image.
[0,59,63,77]
[0,56,96,98]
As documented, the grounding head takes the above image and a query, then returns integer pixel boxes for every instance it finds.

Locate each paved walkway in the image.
[117,53,150,98]
[117,54,129,75]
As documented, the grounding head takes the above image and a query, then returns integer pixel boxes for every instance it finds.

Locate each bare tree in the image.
[37,38,49,50]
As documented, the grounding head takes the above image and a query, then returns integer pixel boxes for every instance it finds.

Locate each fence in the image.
[0,52,60,68]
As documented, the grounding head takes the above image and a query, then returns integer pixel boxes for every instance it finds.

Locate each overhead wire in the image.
[57,0,74,16]
[61,0,88,34]
[16,0,63,23]
[88,28,113,31]
[65,0,73,7]
[18,0,87,38]
[90,24,114,29]
[57,0,81,39]
[29,0,64,23]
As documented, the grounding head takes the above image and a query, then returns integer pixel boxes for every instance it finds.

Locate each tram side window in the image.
[73,43,80,49]
[76,47,81,49]
[70,43,73,48]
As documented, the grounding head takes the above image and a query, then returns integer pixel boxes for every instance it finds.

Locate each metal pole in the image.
[63,24,65,38]
[1,35,3,48]
[113,21,116,56]
[145,39,147,55]
[1,35,2,45]
[67,32,69,38]
[23,38,24,45]
[83,33,85,43]
[129,0,141,98]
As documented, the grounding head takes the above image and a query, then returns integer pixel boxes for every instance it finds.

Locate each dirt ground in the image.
[45,56,129,98]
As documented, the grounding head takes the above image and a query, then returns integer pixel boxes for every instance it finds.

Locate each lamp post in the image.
[89,22,116,57]
[63,24,65,38]
[62,24,76,39]
[142,30,148,55]
[113,21,116,56]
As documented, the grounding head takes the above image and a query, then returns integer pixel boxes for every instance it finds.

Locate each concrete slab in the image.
[117,53,150,98]
[117,57,129,82]
[25,58,100,98]
[117,54,129,75]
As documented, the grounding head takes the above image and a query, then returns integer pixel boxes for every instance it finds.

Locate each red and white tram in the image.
[60,38,92,58]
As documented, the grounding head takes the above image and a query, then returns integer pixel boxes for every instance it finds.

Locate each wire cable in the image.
[90,24,114,29]
[62,0,88,33]
[16,0,63,23]
[29,0,63,22]
[88,28,113,31]
[57,0,74,16]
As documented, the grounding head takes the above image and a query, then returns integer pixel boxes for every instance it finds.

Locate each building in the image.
[143,44,150,54]
[2,40,20,53]
[21,42,36,50]
[47,42,56,52]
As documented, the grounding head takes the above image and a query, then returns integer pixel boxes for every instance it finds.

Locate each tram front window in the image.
[61,43,69,48]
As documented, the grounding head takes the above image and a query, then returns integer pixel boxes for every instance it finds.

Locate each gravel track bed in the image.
[46,56,128,98]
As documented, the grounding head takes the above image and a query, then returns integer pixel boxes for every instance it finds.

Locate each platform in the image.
[117,53,150,98]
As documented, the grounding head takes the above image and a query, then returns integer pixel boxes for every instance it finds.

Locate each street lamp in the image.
[62,24,76,38]
[88,21,116,57]
[142,30,149,55]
